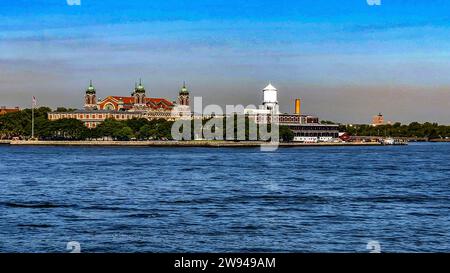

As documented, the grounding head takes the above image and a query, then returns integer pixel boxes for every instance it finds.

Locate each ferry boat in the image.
[381,138,408,145]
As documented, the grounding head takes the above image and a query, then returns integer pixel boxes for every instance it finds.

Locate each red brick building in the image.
[0,106,20,116]
[48,80,191,128]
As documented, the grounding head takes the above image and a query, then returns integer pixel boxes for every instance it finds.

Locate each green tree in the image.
[114,126,134,141]
[126,118,149,135]
[55,107,76,112]
[96,118,125,139]
[49,119,87,140]
[279,126,294,142]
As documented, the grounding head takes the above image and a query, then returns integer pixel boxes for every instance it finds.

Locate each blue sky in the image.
[2,0,450,123]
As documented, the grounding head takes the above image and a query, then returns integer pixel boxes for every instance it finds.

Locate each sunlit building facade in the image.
[48,80,191,127]
[245,83,339,142]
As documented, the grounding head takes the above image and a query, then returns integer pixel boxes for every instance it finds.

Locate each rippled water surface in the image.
[0,143,449,252]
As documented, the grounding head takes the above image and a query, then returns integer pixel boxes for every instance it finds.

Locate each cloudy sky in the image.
[1,0,450,123]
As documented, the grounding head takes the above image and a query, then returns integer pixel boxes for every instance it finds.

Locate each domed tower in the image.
[84,80,97,110]
[178,81,190,106]
[133,79,146,110]
[262,83,279,114]
[174,82,191,118]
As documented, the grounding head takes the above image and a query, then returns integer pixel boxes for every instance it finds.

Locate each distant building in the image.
[0,106,20,116]
[244,83,280,123]
[48,110,146,129]
[244,83,339,142]
[94,79,175,113]
[372,113,384,126]
[262,83,279,114]
[48,80,191,128]
[289,124,339,142]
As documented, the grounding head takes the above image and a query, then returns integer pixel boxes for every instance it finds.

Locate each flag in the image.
[32,96,37,106]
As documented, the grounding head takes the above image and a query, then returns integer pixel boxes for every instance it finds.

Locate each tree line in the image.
[0,107,295,141]
[0,107,175,140]
[339,122,450,139]
[3,107,449,141]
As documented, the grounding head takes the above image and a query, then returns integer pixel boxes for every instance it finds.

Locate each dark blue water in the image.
[0,143,449,253]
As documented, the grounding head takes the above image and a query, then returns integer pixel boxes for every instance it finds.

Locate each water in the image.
[0,143,449,253]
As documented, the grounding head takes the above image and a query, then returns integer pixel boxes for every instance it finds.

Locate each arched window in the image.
[104,103,115,111]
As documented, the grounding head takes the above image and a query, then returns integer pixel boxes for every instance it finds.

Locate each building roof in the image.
[0,107,20,114]
[72,109,117,113]
[263,83,277,91]
[110,96,134,104]
[51,109,147,114]
[179,82,189,95]
[134,79,146,93]
[86,80,96,94]
[146,98,174,110]
[99,96,174,110]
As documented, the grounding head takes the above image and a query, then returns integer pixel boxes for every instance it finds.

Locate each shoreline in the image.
[429,139,450,142]
[1,140,387,147]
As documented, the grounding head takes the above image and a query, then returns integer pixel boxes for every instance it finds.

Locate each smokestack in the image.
[295,99,301,115]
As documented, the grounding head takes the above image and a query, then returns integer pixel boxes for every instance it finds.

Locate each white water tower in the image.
[262,83,279,114]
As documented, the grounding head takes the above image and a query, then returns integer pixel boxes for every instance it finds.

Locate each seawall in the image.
[7,140,383,147]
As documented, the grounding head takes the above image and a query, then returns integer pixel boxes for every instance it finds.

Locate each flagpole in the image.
[31,97,34,140]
